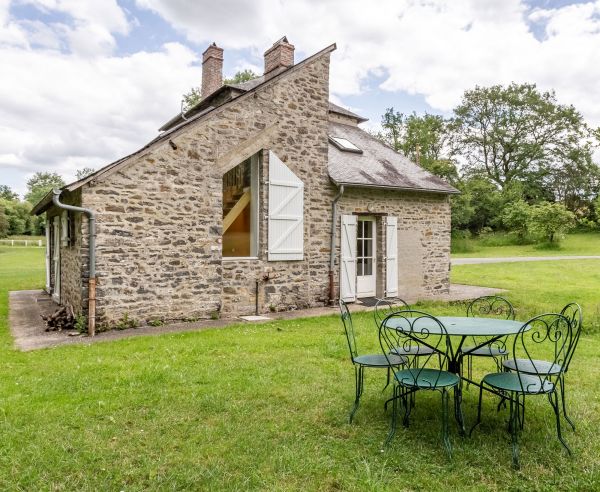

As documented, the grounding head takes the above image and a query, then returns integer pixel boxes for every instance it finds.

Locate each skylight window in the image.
[329,136,363,154]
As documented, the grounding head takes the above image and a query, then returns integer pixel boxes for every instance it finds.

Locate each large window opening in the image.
[222,153,259,257]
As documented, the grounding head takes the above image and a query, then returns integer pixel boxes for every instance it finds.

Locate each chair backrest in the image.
[511,313,571,393]
[379,310,450,388]
[466,295,515,320]
[339,299,358,361]
[373,297,410,327]
[560,302,583,372]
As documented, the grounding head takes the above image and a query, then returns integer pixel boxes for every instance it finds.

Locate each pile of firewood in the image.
[42,304,75,331]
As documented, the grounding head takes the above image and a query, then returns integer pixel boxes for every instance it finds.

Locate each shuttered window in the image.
[385,216,399,297]
[268,151,304,261]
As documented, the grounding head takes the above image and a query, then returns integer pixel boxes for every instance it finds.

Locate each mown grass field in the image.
[0,246,599,490]
[452,232,600,258]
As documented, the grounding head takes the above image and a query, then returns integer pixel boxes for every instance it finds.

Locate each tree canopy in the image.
[450,83,597,190]
[378,109,458,183]
[0,185,18,201]
[374,83,600,238]
[25,172,65,205]
[76,167,96,180]
[182,69,259,112]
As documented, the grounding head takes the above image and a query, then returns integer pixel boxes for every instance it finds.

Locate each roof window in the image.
[329,136,363,154]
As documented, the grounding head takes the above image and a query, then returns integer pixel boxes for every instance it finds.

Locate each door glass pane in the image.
[364,258,372,276]
[357,239,363,258]
[357,258,363,276]
[364,220,372,238]
[364,238,372,258]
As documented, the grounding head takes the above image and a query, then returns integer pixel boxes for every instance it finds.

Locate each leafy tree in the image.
[76,167,96,180]
[378,109,457,182]
[0,185,18,201]
[182,69,259,112]
[224,69,258,85]
[451,83,597,190]
[182,87,202,112]
[24,172,65,205]
[0,199,34,235]
[501,200,531,240]
[450,193,474,231]
[0,203,8,238]
[527,202,576,243]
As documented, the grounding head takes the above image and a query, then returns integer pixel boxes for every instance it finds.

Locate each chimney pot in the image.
[201,42,224,99]
[264,36,294,79]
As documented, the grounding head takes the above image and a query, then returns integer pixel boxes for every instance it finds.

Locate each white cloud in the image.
[135,0,600,127]
[3,0,600,197]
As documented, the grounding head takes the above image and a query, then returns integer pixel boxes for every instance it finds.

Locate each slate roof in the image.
[327,102,368,123]
[327,121,458,194]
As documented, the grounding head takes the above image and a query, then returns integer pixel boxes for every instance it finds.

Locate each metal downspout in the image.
[52,189,97,336]
[329,185,344,304]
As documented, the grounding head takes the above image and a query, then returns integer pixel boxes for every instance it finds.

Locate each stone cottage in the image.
[32,37,457,334]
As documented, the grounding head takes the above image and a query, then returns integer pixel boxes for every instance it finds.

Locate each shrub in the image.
[527,202,576,243]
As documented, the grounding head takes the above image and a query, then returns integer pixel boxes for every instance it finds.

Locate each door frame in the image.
[356,215,377,298]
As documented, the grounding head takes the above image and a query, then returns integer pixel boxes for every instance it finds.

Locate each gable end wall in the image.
[80,53,333,327]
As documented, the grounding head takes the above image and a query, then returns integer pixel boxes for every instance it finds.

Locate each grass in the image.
[1,246,600,489]
[452,232,600,258]
[452,260,600,332]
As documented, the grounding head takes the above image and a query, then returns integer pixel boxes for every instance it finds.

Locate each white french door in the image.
[356,216,376,298]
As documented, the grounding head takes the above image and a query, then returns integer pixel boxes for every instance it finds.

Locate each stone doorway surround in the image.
[9,284,504,352]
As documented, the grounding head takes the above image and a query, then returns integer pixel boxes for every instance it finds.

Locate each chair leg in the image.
[384,385,399,447]
[441,388,452,458]
[549,390,572,456]
[469,383,484,437]
[382,367,391,393]
[510,393,520,469]
[559,375,575,431]
[453,385,466,436]
[349,365,364,423]
[403,389,414,428]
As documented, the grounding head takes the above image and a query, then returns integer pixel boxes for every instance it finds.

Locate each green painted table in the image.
[384,316,524,376]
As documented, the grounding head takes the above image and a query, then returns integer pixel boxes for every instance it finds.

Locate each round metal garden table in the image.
[384,316,525,380]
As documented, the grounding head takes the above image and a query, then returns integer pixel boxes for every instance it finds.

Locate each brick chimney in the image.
[264,36,294,79]
[201,42,224,99]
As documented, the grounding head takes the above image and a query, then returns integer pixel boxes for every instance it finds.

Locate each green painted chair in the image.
[379,310,464,457]
[460,295,515,384]
[339,299,407,423]
[374,298,436,368]
[503,302,582,431]
[470,313,573,469]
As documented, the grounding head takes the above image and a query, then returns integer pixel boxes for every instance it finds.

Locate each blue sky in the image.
[1,0,600,197]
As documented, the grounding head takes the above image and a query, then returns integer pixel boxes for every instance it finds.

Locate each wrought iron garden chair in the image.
[470,313,573,469]
[379,310,464,457]
[339,299,407,423]
[374,298,437,368]
[503,302,582,431]
[460,296,516,383]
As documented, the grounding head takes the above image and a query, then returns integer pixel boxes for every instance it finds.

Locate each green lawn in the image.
[1,247,599,489]
[452,232,600,258]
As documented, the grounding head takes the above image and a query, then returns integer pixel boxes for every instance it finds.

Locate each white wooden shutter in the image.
[340,214,357,302]
[268,150,304,261]
[385,216,398,297]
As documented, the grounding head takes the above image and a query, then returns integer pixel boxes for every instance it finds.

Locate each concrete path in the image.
[9,284,504,351]
[452,255,600,265]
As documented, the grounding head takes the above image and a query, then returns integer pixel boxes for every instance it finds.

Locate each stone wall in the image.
[336,188,451,300]
[80,51,334,327]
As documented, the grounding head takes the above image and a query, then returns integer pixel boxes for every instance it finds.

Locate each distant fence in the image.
[0,239,45,247]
